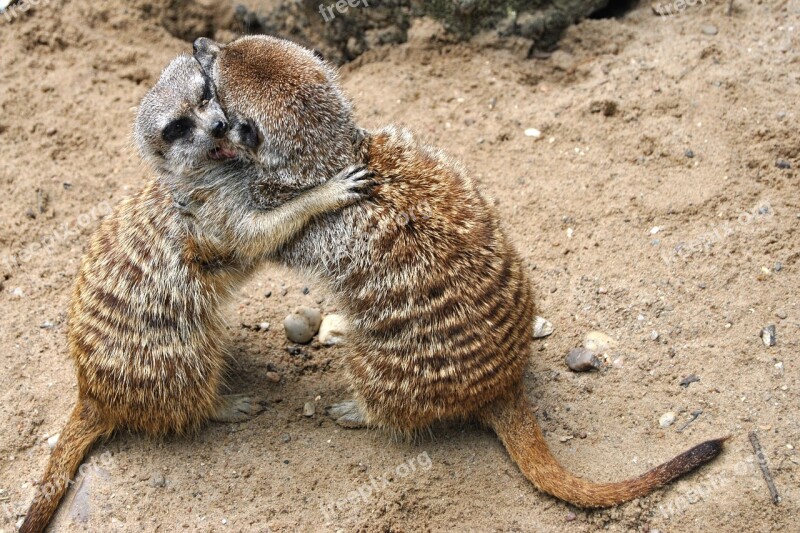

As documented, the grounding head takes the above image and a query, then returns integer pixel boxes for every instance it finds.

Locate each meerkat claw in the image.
[211,394,265,423]
[327,399,368,429]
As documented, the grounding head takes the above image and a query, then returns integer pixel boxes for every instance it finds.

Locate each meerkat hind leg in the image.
[211,394,265,423]
[327,399,369,429]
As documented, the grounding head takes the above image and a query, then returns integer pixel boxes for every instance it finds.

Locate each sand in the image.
[0,0,798,531]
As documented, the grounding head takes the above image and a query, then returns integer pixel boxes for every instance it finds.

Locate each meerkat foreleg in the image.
[232,165,372,260]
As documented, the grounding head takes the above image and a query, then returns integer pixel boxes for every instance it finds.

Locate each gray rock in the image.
[761,325,777,347]
[303,402,316,417]
[680,374,700,388]
[150,473,166,488]
[776,310,788,320]
[565,348,602,372]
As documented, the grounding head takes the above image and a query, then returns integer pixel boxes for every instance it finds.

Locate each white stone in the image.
[659,412,676,428]
[583,331,616,353]
[283,307,322,344]
[533,316,554,338]
[319,314,348,346]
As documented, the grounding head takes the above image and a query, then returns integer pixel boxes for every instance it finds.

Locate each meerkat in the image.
[194,35,727,509]
[20,54,372,533]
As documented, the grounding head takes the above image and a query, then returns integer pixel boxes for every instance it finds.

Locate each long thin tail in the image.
[20,398,112,533]
[481,393,728,508]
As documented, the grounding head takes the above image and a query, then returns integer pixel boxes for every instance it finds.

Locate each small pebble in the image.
[565,512,577,522]
[283,307,322,344]
[776,159,791,169]
[650,330,659,341]
[684,149,694,158]
[265,372,281,383]
[659,412,676,428]
[258,322,270,332]
[774,262,783,272]
[303,402,316,417]
[40,321,55,330]
[524,128,542,138]
[302,287,310,295]
[612,356,624,369]
[583,331,616,353]
[264,291,272,298]
[761,325,777,347]
[47,434,59,450]
[533,316,554,338]
[701,24,718,36]
[776,310,787,320]
[565,347,602,372]
[281,433,291,443]
[597,286,608,294]
[650,226,661,235]
[319,314,348,346]
[680,374,701,388]
[11,287,24,298]
[150,474,166,488]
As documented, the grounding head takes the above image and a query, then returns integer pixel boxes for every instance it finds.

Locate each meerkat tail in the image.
[20,398,112,533]
[481,393,728,508]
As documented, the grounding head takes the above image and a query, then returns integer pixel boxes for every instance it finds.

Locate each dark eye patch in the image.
[238,119,261,150]
[161,117,194,143]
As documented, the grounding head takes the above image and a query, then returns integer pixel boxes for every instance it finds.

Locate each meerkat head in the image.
[134,54,239,178]
[193,36,361,188]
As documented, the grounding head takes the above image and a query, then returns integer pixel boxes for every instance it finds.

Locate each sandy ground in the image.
[1,0,799,531]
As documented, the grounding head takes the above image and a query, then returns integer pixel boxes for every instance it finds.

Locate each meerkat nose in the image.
[211,120,229,138]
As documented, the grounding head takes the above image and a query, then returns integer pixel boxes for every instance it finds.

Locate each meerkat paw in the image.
[327,399,369,429]
[211,394,265,423]
[330,165,375,205]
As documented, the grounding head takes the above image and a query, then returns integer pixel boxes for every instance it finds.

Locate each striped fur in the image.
[21,56,370,533]
[200,35,727,509]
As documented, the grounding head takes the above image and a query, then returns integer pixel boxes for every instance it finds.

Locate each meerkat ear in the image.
[193,37,222,74]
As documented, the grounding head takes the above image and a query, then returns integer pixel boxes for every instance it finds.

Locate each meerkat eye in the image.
[238,120,261,150]
[162,117,194,143]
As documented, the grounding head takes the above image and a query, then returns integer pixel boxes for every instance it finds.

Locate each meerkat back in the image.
[194,35,727,510]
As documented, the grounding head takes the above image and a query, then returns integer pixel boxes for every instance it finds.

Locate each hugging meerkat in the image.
[20,55,371,533]
[193,35,727,509]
